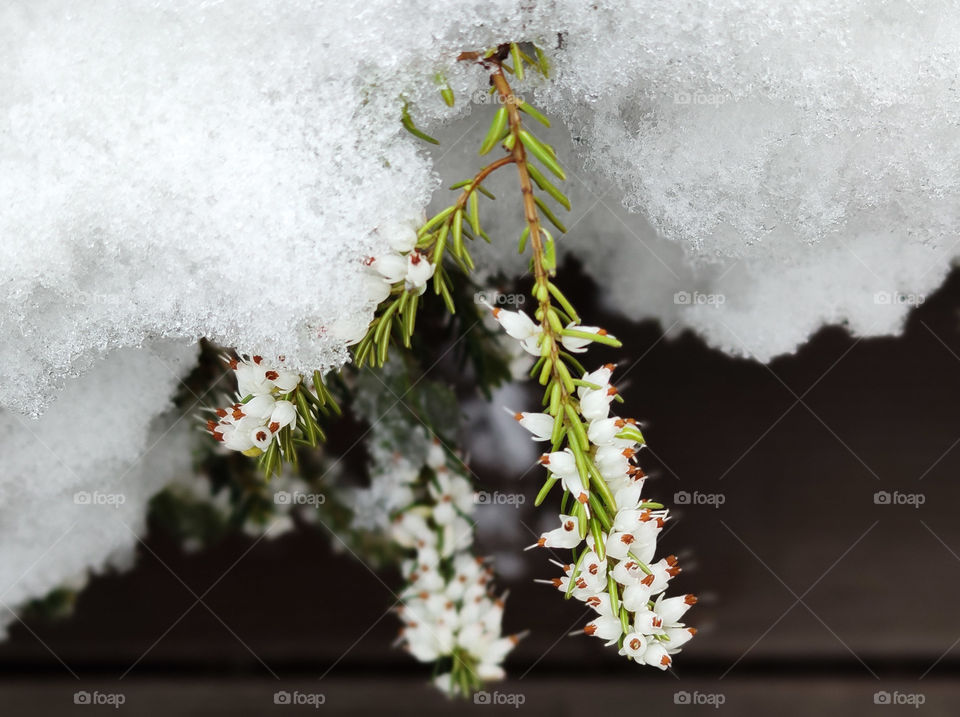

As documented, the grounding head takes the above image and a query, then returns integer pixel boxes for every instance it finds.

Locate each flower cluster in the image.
[204,355,301,455]
[390,437,521,696]
[486,303,696,669]
[364,220,436,304]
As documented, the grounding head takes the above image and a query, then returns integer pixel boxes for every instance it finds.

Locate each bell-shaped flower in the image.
[653,593,697,627]
[596,445,635,480]
[605,529,643,560]
[482,299,539,340]
[633,608,665,634]
[370,253,407,283]
[510,410,554,441]
[250,424,274,452]
[577,550,608,593]
[614,480,648,511]
[583,611,623,646]
[391,510,434,548]
[405,251,435,291]
[578,364,616,399]
[518,328,543,356]
[664,626,697,650]
[580,385,618,422]
[611,558,647,587]
[441,515,474,557]
[269,400,297,432]
[646,555,681,594]
[429,471,474,525]
[618,630,648,659]
[242,394,276,420]
[622,579,656,613]
[426,440,446,470]
[587,417,627,446]
[642,640,673,670]
[529,514,581,549]
[560,323,616,353]
[539,450,578,480]
[235,362,273,397]
[270,370,301,394]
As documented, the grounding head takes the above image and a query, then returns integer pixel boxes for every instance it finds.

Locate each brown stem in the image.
[490,67,565,396]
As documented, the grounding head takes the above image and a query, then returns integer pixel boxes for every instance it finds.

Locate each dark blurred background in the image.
[3,261,960,715]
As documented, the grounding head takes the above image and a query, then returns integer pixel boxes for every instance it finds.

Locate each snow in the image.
[3,1,960,620]
[0,342,196,636]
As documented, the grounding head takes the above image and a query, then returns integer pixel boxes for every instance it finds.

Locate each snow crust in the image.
[0,342,195,635]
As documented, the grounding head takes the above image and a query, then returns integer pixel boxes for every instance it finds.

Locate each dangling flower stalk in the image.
[458,46,697,667]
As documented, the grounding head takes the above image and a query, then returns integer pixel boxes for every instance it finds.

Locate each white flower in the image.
[529,514,581,549]
[578,364,615,398]
[269,400,298,432]
[583,610,623,646]
[518,328,543,356]
[219,422,255,453]
[426,439,446,470]
[633,608,664,634]
[611,558,647,586]
[560,323,615,353]
[653,593,698,627]
[619,630,648,659]
[622,580,655,613]
[539,450,577,479]
[580,385,618,422]
[587,417,624,445]
[482,300,539,340]
[664,625,697,649]
[646,555,681,594]
[235,361,273,397]
[429,471,474,525]
[250,424,273,451]
[510,410,554,441]
[405,250,435,290]
[242,394,276,420]
[539,450,589,506]
[595,445,635,480]
[641,640,673,670]
[370,253,407,283]
[271,370,301,393]
[577,550,608,593]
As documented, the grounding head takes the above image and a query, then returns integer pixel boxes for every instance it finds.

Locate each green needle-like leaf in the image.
[479,107,508,155]
[519,130,566,180]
